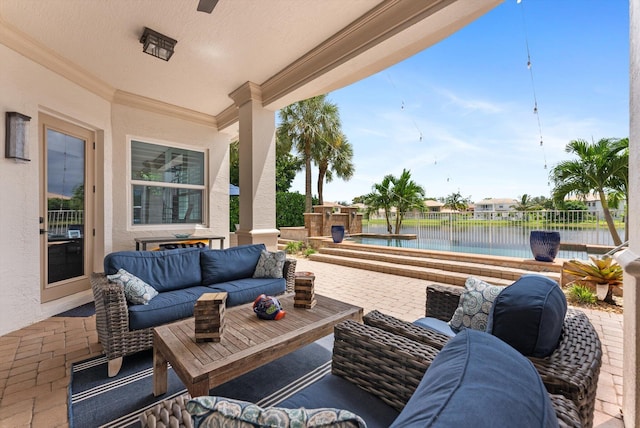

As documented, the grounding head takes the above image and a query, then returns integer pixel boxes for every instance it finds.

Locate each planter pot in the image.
[529,231,561,262]
[596,283,609,301]
[331,225,345,243]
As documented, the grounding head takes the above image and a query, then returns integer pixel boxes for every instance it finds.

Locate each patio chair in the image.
[364,283,602,428]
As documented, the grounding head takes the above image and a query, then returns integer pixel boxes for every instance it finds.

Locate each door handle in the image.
[39,229,49,235]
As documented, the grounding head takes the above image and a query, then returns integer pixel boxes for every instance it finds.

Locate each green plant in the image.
[285,241,304,254]
[303,248,316,257]
[563,256,623,303]
[567,284,597,305]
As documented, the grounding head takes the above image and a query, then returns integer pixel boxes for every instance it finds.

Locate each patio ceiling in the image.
[0,0,501,129]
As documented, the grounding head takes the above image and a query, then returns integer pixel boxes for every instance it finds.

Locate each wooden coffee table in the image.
[153,293,363,397]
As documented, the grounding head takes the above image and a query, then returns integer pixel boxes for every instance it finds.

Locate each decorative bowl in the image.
[174,233,192,239]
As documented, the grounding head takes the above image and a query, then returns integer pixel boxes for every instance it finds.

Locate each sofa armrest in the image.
[363,310,450,350]
[90,272,131,352]
[529,309,602,428]
[332,319,439,412]
[425,283,463,321]
[283,258,297,292]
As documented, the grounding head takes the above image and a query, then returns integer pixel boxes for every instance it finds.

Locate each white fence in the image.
[48,210,84,236]
[364,210,625,249]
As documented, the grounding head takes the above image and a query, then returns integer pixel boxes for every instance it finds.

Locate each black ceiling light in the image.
[139,27,177,61]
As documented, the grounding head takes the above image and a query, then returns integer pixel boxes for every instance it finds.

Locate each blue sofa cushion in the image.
[487,274,567,358]
[128,285,213,330]
[207,277,286,307]
[278,374,399,428]
[104,247,203,292]
[201,244,266,285]
[413,317,456,337]
[390,329,558,428]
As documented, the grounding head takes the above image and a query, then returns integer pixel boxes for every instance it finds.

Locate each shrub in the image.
[567,284,597,305]
[285,241,304,254]
[303,248,316,257]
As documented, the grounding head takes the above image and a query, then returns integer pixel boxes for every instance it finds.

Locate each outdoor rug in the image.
[55,302,96,317]
[69,335,333,427]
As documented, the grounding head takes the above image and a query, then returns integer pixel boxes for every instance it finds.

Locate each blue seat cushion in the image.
[413,317,456,337]
[390,329,558,428]
[487,274,567,358]
[128,286,213,330]
[207,278,285,307]
[201,244,266,285]
[278,374,399,428]
[104,247,203,292]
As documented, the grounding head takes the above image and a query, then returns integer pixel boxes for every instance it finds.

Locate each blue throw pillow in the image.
[389,329,559,428]
[201,244,266,285]
[486,274,567,358]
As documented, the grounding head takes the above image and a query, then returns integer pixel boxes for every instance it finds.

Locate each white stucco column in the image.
[229,82,279,250]
[618,1,640,426]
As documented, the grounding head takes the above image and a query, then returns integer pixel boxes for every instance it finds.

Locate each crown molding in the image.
[113,90,217,128]
[0,19,115,101]
[261,0,453,107]
[216,104,239,131]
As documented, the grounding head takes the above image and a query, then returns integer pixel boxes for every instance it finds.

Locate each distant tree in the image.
[443,192,470,212]
[513,194,536,211]
[550,138,627,245]
[363,169,425,234]
[68,185,84,211]
[314,134,354,205]
[277,95,343,212]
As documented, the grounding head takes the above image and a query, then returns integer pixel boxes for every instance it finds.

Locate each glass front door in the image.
[41,114,93,302]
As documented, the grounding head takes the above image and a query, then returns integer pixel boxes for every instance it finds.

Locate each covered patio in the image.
[1,0,640,426]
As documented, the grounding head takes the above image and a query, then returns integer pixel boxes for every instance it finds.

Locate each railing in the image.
[363,210,625,251]
[47,210,84,236]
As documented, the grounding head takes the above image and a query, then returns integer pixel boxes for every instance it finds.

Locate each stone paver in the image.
[0,257,626,427]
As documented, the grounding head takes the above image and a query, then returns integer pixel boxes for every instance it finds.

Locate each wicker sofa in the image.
[141,318,582,427]
[364,283,602,428]
[91,244,296,377]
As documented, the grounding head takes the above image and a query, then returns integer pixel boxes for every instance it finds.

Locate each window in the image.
[130,140,206,225]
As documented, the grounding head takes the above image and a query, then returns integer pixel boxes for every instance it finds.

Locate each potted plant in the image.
[562,256,623,303]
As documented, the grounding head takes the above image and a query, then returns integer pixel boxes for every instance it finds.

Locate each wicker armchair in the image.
[140,319,582,428]
[91,258,297,377]
[365,283,602,428]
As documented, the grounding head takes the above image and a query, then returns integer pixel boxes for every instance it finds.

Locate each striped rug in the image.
[69,336,333,427]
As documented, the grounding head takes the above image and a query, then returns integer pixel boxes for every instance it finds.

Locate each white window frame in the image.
[127,136,208,230]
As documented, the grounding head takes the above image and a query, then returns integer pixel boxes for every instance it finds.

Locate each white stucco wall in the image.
[109,104,231,251]
[0,44,233,336]
[0,44,112,335]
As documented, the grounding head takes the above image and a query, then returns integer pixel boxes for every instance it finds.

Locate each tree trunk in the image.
[598,189,622,245]
[384,209,392,233]
[304,140,312,213]
[317,165,326,206]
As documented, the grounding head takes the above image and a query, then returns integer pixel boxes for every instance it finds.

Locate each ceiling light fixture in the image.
[139,27,177,61]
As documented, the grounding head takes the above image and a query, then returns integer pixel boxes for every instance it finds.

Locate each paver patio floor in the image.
[0,258,625,427]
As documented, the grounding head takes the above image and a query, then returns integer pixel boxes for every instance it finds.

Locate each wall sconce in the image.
[140,27,177,61]
[351,211,357,219]
[5,112,31,162]
[325,209,332,217]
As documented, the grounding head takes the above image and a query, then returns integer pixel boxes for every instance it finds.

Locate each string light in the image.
[519,0,548,174]
[386,72,425,143]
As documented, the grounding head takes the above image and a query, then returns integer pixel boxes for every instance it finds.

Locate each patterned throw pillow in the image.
[448,277,503,333]
[187,396,366,428]
[253,250,286,279]
[107,268,158,305]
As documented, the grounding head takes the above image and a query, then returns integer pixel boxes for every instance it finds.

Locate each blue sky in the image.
[288,0,629,204]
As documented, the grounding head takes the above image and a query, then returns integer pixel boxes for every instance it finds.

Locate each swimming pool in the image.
[344,236,589,260]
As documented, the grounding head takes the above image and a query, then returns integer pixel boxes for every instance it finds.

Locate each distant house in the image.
[424,200,444,212]
[473,198,517,220]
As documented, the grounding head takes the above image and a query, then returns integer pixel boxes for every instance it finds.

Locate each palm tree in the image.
[443,191,469,212]
[607,138,629,241]
[277,95,342,212]
[363,169,425,234]
[314,133,354,205]
[550,138,627,246]
[363,174,395,233]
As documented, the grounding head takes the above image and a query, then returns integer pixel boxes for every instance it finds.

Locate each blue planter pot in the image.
[331,225,345,243]
[529,231,561,262]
